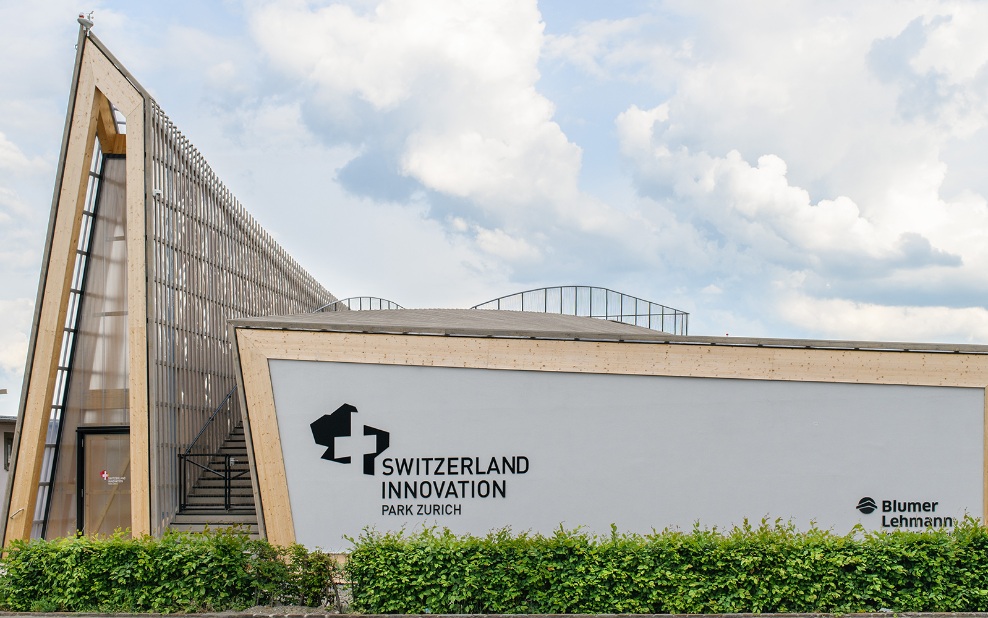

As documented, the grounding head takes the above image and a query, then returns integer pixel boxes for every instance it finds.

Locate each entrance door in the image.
[77,427,130,536]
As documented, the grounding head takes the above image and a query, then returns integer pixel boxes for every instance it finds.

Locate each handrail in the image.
[178,453,251,512]
[183,386,237,456]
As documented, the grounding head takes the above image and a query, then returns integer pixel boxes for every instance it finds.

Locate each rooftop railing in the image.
[315,297,404,312]
[472,285,688,335]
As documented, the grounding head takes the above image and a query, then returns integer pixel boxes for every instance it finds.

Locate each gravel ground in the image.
[220,607,340,615]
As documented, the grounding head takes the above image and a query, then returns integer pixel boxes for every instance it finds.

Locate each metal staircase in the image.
[173,422,259,536]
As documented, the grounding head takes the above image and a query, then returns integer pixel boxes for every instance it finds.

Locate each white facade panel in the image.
[268,360,983,551]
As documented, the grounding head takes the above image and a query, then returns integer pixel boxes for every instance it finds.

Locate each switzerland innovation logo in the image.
[310,403,390,475]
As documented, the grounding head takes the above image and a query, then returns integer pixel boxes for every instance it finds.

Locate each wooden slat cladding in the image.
[146,101,336,534]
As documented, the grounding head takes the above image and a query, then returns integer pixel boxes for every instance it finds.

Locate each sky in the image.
[2,0,988,415]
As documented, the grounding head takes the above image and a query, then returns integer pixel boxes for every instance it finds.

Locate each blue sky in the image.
[2,0,988,415]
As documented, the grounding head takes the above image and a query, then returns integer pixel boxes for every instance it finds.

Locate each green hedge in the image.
[6,520,988,614]
[0,529,342,613]
[345,519,988,614]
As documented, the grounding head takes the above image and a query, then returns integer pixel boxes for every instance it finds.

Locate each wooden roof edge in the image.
[228,311,988,355]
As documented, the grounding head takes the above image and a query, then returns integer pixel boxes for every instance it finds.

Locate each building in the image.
[0,413,15,506]
[231,309,988,551]
[1,24,335,544]
[5,23,987,550]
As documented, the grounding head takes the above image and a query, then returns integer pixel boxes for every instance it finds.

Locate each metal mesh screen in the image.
[147,102,336,532]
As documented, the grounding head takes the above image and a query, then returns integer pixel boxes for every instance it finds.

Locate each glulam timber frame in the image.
[1,28,335,544]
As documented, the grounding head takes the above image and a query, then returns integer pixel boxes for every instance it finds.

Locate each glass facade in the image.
[42,155,129,539]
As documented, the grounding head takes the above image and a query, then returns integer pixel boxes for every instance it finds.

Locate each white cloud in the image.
[879,10,988,144]
[0,131,50,270]
[7,0,988,347]
[616,103,966,274]
[245,0,988,341]
[912,7,988,84]
[0,187,23,225]
[0,299,32,375]
[248,0,600,224]
[595,2,988,339]
[0,298,31,418]
[473,226,542,263]
[253,1,542,108]
[779,295,988,343]
[543,17,654,79]
[0,132,47,175]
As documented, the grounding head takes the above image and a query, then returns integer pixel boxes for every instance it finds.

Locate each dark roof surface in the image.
[230,308,988,354]
[232,308,670,340]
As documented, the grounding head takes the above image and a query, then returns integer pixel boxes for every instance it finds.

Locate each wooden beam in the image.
[81,389,130,410]
[235,328,294,546]
[230,327,266,539]
[234,329,988,388]
[125,96,150,537]
[93,90,125,155]
[85,40,150,539]
[108,134,127,154]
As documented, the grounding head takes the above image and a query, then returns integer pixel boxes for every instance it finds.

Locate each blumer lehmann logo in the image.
[853,495,954,528]
[310,403,390,475]
[856,496,877,514]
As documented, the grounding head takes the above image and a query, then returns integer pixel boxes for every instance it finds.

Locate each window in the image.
[4,432,12,471]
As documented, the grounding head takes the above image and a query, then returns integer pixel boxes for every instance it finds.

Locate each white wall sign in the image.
[267,360,984,551]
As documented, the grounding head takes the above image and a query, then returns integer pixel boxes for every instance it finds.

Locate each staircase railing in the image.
[178,387,245,512]
[178,453,250,511]
[183,387,238,458]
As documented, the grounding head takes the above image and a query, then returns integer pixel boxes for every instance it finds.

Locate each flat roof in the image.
[231,308,988,354]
